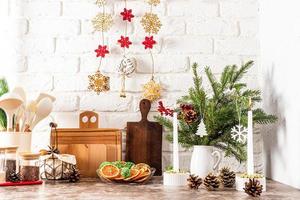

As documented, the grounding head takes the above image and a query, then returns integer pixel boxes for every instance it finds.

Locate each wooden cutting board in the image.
[125,99,162,175]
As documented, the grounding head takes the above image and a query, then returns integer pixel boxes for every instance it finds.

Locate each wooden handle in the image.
[80,111,99,129]
[140,99,151,122]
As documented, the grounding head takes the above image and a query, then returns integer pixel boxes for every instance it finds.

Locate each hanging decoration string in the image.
[88,0,113,95]
[117,0,136,98]
[141,0,162,102]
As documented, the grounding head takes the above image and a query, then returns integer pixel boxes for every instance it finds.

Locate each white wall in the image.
[1,0,261,171]
[260,0,300,189]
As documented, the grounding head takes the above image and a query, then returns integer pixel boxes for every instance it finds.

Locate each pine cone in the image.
[204,173,220,191]
[67,166,80,183]
[219,167,235,188]
[244,178,263,197]
[183,109,198,124]
[7,171,20,183]
[187,174,202,190]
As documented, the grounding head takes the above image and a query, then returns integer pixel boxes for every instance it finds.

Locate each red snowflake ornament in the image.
[158,101,174,117]
[142,36,156,49]
[95,45,109,58]
[120,8,134,22]
[118,36,132,48]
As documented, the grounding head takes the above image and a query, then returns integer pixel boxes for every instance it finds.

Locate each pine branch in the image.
[231,61,253,87]
[205,67,221,99]
[154,116,173,131]
[253,108,277,124]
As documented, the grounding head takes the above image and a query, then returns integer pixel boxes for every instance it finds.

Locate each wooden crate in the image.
[51,128,122,178]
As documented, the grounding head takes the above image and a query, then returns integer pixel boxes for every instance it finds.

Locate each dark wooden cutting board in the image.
[125,99,162,175]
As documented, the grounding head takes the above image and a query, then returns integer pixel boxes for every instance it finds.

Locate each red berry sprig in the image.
[158,101,174,117]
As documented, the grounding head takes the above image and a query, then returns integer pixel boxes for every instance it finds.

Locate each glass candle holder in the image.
[19,153,40,182]
[5,146,18,181]
[0,147,6,183]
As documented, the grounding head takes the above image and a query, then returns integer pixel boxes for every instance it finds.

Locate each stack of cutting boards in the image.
[51,111,122,178]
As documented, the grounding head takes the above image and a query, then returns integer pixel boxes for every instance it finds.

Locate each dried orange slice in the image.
[100,164,120,179]
[132,167,151,181]
[124,168,140,181]
[132,163,150,170]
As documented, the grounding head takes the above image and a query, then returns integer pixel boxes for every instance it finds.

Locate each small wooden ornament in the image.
[80,111,99,129]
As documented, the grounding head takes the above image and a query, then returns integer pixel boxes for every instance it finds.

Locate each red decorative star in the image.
[118,36,132,48]
[120,8,134,22]
[142,36,156,49]
[94,45,109,58]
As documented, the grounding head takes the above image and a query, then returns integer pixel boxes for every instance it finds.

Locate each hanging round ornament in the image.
[142,78,162,102]
[118,57,136,98]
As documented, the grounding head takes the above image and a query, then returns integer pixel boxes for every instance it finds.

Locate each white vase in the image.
[190,145,222,178]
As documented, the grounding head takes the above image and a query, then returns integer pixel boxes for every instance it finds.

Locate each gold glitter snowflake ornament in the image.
[141,13,162,34]
[92,13,114,32]
[147,0,160,6]
[88,70,110,94]
[143,79,162,102]
[95,0,106,6]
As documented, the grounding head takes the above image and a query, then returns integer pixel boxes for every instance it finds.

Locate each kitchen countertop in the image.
[1,177,300,200]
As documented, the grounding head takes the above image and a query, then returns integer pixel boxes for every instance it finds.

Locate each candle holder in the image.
[236,173,266,191]
[163,170,190,186]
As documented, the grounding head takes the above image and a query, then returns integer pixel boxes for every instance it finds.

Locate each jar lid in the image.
[0,146,18,153]
[19,152,40,160]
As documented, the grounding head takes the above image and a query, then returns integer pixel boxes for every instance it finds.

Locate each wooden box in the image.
[51,128,122,178]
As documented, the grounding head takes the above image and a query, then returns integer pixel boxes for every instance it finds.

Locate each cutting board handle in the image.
[140,99,151,123]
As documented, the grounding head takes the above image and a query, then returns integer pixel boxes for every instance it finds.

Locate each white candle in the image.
[173,107,179,172]
[247,99,254,175]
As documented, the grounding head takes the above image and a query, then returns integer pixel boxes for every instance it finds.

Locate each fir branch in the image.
[231,61,253,87]
[154,116,173,132]
[253,108,277,124]
[205,67,221,99]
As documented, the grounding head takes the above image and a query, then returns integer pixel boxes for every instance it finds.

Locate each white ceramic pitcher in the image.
[190,145,222,178]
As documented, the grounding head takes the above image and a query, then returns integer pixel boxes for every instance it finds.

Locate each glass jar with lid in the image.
[0,147,6,183]
[5,146,18,181]
[19,153,40,182]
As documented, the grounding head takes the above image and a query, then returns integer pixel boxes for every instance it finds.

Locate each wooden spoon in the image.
[0,93,23,132]
[12,87,26,131]
[30,97,53,130]
[36,93,56,103]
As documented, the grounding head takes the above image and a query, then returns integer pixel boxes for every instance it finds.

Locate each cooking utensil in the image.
[30,97,53,130]
[0,93,23,132]
[36,93,56,103]
[12,87,26,131]
[22,100,37,132]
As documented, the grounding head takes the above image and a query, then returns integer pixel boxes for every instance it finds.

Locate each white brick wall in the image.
[0,0,261,172]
